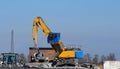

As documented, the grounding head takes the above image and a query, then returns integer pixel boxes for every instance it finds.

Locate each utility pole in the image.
[11,29,14,53]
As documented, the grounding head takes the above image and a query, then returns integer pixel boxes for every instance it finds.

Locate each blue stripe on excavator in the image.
[75,51,84,59]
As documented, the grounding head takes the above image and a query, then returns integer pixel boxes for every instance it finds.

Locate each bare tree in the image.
[100,55,106,64]
[92,54,99,64]
[107,53,116,61]
[84,53,92,63]
[19,53,27,64]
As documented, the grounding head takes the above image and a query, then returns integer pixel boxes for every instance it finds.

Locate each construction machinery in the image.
[32,17,83,67]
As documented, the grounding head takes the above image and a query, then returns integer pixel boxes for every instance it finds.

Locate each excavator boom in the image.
[32,17,50,46]
[32,17,65,55]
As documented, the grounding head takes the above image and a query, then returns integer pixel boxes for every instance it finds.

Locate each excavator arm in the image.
[32,17,65,56]
[32,17,50,47]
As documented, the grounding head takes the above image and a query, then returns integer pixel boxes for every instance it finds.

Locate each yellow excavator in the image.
[32,17,83,67]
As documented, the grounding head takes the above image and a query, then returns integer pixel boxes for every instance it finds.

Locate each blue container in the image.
[75,51,83,59]
[47,33,60,43]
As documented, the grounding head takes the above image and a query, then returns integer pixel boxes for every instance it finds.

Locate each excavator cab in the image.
[47,33,60,43]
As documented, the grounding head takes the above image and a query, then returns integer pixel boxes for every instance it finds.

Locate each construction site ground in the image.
[0,67,89,69]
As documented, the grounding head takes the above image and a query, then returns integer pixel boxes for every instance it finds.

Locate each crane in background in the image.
[32,17,83,67]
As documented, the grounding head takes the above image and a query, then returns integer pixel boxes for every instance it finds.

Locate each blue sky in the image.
[0,0,120,59]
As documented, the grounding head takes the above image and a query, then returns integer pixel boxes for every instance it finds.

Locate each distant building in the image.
[104,61,120,69]
[29,47,55,62]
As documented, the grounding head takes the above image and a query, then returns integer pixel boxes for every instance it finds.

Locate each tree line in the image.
[79,53,116,64]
